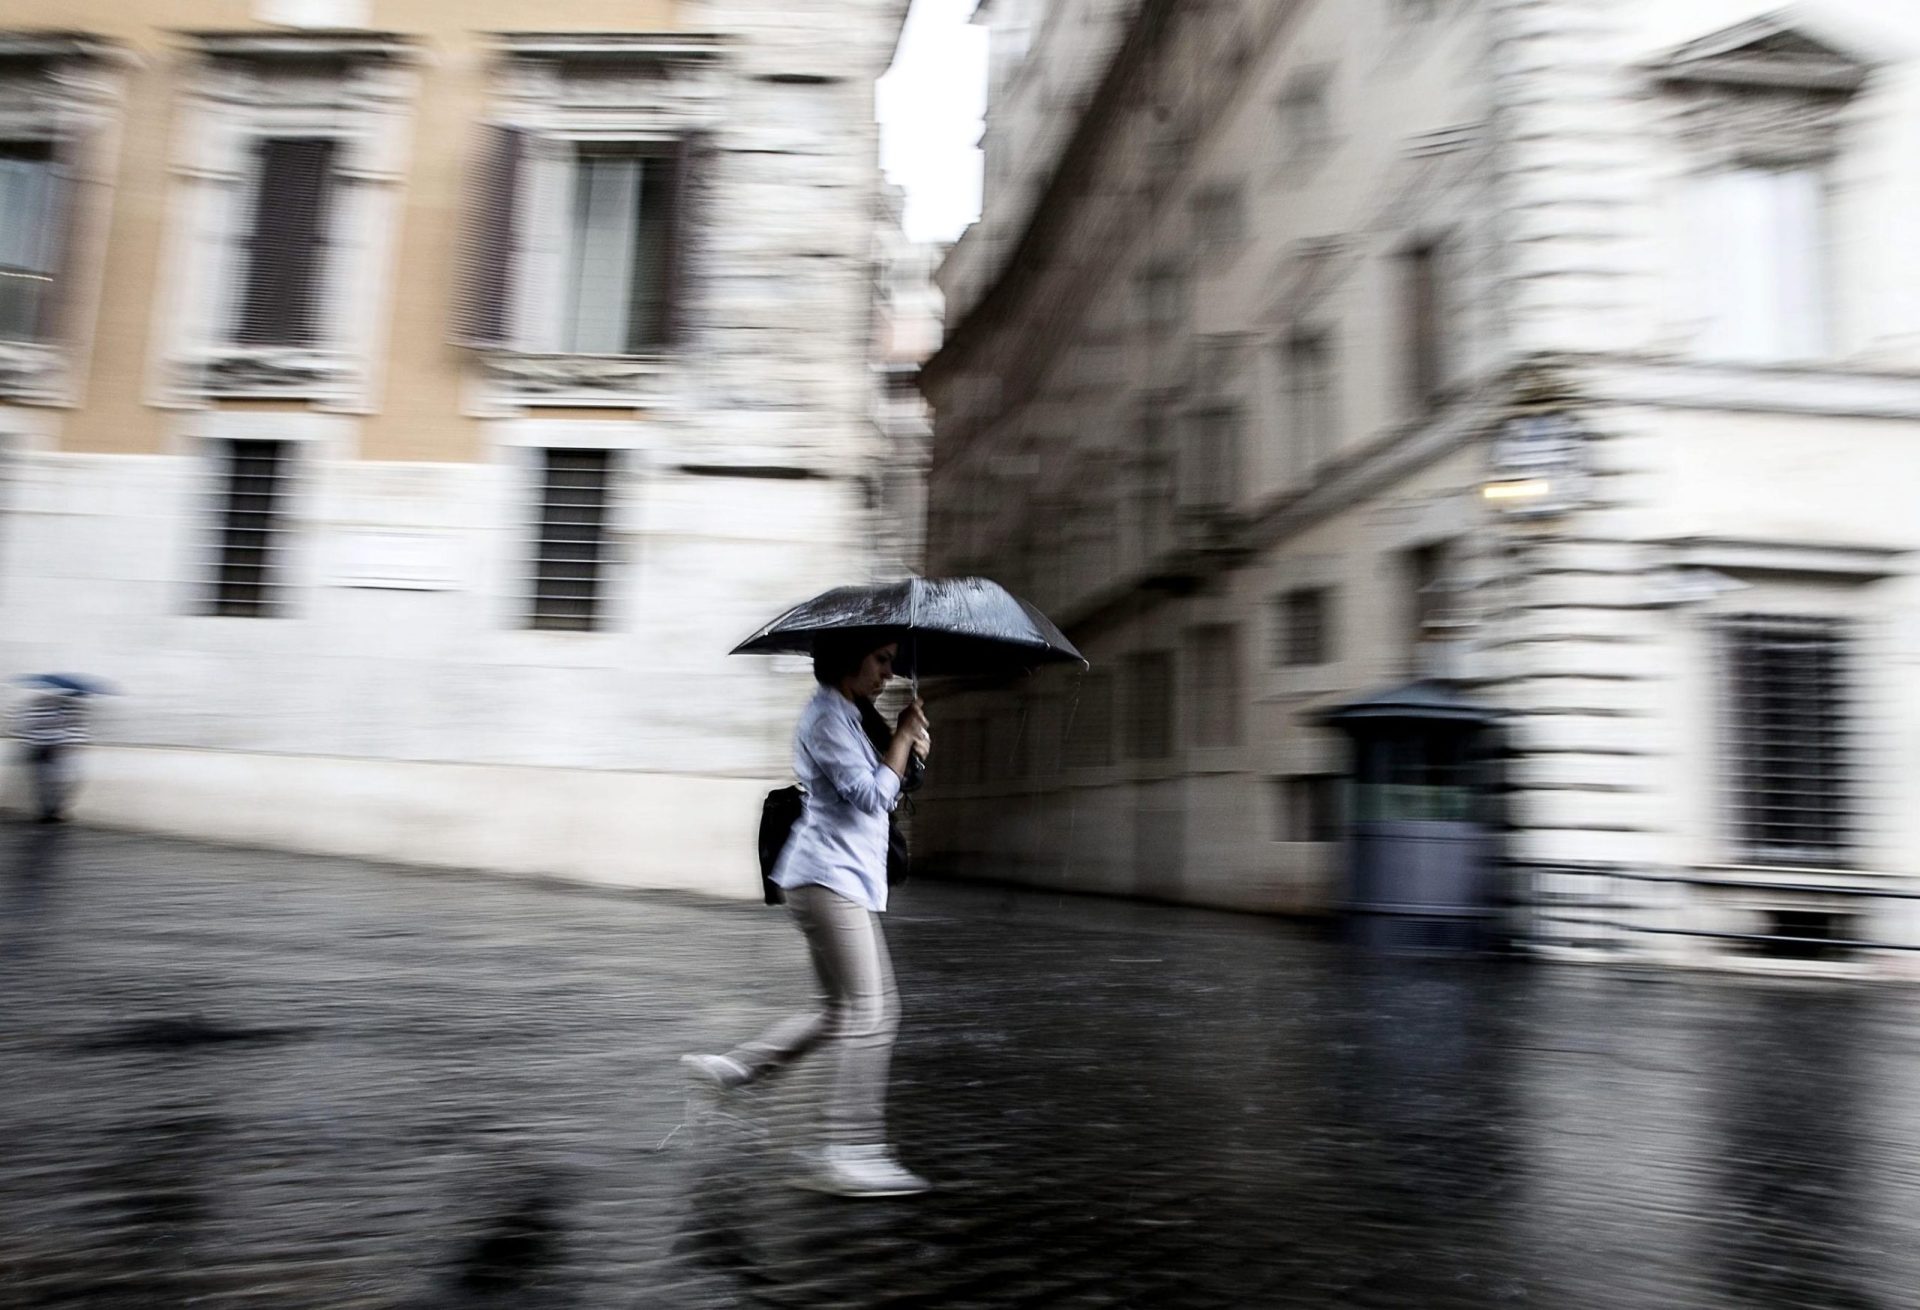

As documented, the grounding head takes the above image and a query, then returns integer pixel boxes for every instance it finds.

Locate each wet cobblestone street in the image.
[4,825,1920,1308]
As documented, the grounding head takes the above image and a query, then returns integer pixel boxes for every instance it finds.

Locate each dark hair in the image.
[811,632,892,687]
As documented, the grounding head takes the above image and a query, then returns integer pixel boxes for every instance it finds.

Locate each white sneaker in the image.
[794,1144,931,1198]
[680,1053,751,1092]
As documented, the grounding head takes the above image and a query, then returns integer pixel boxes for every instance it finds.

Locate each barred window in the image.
[1182,405,1243,511]
[206,439,291,618]
[1287,329,1337,475]
[1065,670,1115,770]
[1722,615,1852,866]
[234,138,337,347]
[1187,624,1241,748]
[1125,651,1175,761]
[529,448,613,632]
[1189,182,1246,252]
[1276,68,1332,162]
[1276,587,1332,667]
[1274,775,1343,843]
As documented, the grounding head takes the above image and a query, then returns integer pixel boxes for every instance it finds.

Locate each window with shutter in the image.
[233,137,337,347]
[0,140,59,343]
[529,448,614,631]
[206,439,292,618]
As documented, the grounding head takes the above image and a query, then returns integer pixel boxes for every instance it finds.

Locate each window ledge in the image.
[480,350,674,405]
[0,340,70,405]
[1659,536,1907,580]
[179,345,362,399]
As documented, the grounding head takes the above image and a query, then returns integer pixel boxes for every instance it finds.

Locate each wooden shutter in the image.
[454,125,524,349]
[657,134,701,350]
[235,138,336,347]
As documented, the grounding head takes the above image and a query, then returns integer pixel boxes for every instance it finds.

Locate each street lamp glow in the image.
[1482,478,1552,502]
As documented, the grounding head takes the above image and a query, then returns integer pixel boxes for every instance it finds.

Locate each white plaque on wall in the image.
[335,531,464,591]
[255,0,372,29]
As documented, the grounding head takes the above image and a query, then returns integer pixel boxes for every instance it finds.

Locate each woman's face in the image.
[844,643,899,700]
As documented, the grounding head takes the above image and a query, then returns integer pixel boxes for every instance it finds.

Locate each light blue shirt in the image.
[771,684,903,912]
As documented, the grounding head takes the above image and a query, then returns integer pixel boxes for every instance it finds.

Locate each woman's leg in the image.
[796,888,899,1146]
[718,884,841,1081]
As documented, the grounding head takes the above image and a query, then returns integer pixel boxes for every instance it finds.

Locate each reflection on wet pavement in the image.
[2,828,1918,1308]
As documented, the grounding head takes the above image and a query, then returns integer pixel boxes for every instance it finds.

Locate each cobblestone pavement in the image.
[4,825,1920,1309]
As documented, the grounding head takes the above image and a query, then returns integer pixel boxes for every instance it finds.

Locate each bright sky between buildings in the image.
[877,0,989,246]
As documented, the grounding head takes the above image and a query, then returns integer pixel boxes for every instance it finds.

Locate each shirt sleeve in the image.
[807,705,902,817]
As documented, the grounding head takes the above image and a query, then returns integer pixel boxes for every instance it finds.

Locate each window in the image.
[0,140,59,342]
[1275,587,1332,667]
[1125,651,1174,761]
[1190,182,1245,252]
[1187,625,1242,748]
[458,130,691,357]
[1406,541,1452,654]
[564,145,677,354]
[1690,166,1825,362]
[529,448,614,631]
[233,138,338,347]
[1183,406,1243,511]
[206,440,291,618]
[1136,265,1187,338]
[1065,670,1115,769]
[1276,69,1332,162]
[1403,240,1445,412]
[1722,616,1852,866]
[1274,775,1343,843]
[1286,328,1337,476]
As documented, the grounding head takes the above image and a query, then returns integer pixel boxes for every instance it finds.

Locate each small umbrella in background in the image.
[730,576,1086,682]
[13,674,117,697]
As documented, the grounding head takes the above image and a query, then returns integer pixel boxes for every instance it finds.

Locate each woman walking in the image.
[685,632,931,1197]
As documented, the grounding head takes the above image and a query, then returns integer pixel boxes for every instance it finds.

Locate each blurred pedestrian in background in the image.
[685,632,933,1197]
[9,686,90,825]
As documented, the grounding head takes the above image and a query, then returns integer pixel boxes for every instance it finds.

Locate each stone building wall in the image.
[0,0,912,895]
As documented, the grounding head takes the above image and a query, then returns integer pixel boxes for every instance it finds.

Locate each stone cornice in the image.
[490,32,727,61]
[0,32,132,64]
[178,30,423,63]
[1649,15,1871,94]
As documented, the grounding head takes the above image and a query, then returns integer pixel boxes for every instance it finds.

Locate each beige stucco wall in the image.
[6,0,682,460]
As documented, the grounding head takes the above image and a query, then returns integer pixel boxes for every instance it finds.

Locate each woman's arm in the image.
[811,707,906,816]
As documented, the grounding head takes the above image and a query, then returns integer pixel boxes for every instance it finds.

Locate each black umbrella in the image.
[730,577,1086,678]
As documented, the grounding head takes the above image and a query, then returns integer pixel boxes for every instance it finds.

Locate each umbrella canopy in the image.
[13,673,116,696]
[731,577,1086,677]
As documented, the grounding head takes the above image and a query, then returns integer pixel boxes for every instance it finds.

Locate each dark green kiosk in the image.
[1322,681,1506,953]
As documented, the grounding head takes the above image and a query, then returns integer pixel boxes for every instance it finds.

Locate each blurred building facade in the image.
[920,0,1920,963]
[0,0,910,894]
[870,182,942,579]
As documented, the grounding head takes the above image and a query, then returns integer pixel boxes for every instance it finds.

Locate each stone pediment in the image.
[1652,13,1871,93]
